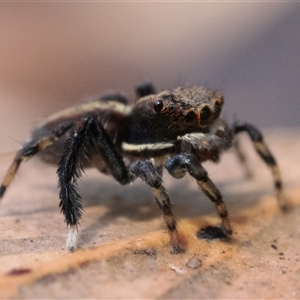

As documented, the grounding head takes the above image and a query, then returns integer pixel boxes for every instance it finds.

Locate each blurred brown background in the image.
[0,3,299,152]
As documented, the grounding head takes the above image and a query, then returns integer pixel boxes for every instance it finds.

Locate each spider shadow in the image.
[77,172,272,247]
[77,177,162,246]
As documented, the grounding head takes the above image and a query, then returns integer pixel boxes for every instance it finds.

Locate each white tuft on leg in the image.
[66,225,78,251]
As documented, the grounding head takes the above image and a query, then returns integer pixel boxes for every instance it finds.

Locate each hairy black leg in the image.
[231,121,286,210]
[89,120,133,185]
[57,119,94,250]
[131,160,184,254]
[166,154,232,235]
[58,116,135,250]
[0,121,73,200]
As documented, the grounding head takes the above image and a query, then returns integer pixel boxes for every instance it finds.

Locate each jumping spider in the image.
[0,83,286,253]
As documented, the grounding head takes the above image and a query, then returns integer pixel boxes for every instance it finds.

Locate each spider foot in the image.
[277,191,291,212]
[169,230,185,254]
[221,218,233,236]
[170,244,185,254]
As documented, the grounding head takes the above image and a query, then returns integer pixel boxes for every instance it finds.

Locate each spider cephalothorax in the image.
[0,83,286,253]
[127,86,223,141]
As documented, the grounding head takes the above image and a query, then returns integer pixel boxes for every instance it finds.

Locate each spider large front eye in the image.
[185,110,196,122]
[153,99,163,112]
[200,106,211,125]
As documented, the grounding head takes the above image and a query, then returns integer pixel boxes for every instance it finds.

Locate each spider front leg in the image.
[57,119,92,250]
[165,153,233,236]
[231,121,287,210]
[130,160,184,254]
[57,116,133,250]
[0,121,73,199]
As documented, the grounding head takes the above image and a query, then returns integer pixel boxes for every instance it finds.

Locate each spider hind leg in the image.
[0,121,73,200]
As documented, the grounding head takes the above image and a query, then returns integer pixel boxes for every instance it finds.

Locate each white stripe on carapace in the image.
[37,101,132,128]
[122,141,175,153]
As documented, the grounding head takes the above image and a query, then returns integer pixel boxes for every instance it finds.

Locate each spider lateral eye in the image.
[200,106,211,125]
[185,110,196,122]
[153,99,164,112]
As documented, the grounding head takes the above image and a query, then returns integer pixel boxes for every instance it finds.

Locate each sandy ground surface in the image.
[0,128,299,299]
